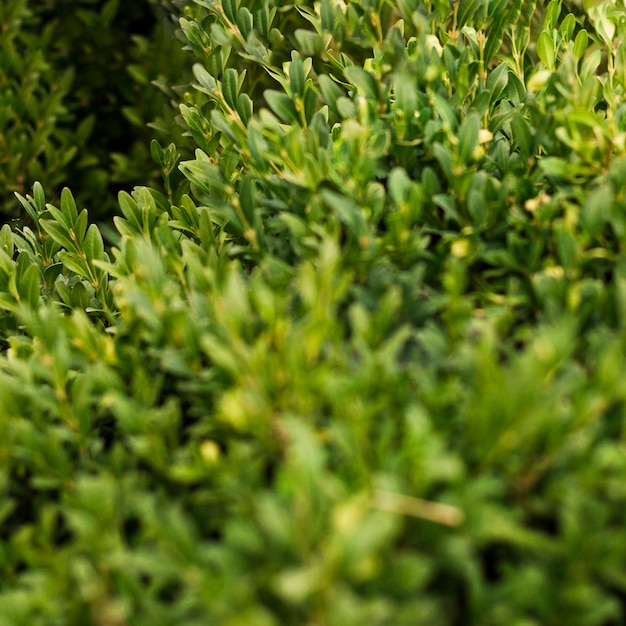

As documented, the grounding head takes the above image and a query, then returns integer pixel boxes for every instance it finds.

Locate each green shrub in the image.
[0,0,191,221]
[2,0,626,624]
[0,1,76,217]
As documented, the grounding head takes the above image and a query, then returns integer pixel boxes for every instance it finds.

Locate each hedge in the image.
[2,0,626,624]
[0,0,190,220]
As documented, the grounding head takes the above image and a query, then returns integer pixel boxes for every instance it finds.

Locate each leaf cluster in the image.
[0,0,192,221]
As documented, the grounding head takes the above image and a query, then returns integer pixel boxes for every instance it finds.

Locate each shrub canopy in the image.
[2,0,626,624]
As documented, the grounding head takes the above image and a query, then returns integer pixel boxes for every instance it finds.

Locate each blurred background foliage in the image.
[0,0,191,221]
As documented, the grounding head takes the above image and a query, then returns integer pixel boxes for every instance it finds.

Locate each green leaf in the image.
[394,73,418,116]
[239,176,257,226]
[486,61,509,107]
[33,181,46,213]
[319,75,344,115]
[151,139,165,167]
[43,262,64,290]
[247,124,269,168]
[457,112,480,164]
[60,187,79,226]
[537,31,555,70]
[163,143,179,169]
[344,66,379,101]
[538,157,569,179]
[457,0,482,28]
[222,0,239,23]
[192,62,218,95]
[580,49,602,79]
[69,280,90,309]
[58,251,90,280]
[0,225,13,256]
[180,159,229,196]
[554,220,577,271]
[210,110,246,145]
[388,167,411,207]
[433,193,460,222]
[15,192,39,227]
[0,293,18,313]
[83,224,104,263]
[237,93,254,125]
[302,87,318,125]
[573,29,588,63]
[510,112,533,161]
[222,68,240,109]
[236,7,253,40]
[74,210,89,246]
[431,92,458,131]
[483,16,506,65]
[432,143,453,182]
[295,29,324,55]
[264,90,299,124]
[543,0,562,32]
[40,219,75,252]
[559,13,576,41]
[319,189,367,238]
[289,53,306,96]
[118,191,143,231]
[54,276,72,307]
[17,263,41,309]
[581,184,613,235]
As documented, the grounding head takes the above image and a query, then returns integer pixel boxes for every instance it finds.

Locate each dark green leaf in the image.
[60,187,79,226]
[83,224,104,263]
[40,220,75,252]
[264,90,299,123]
[222,68,240,109]
[17,263,41,309]
[344,66,379,101]
[510,112,533,161]
[457,112,480,164]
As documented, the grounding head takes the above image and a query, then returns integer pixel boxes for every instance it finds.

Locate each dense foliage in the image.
[2,0,626,623]
[0,0,190,219]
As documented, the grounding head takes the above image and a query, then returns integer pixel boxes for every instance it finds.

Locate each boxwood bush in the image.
[2,0,626,623]
[0,0,190,220]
